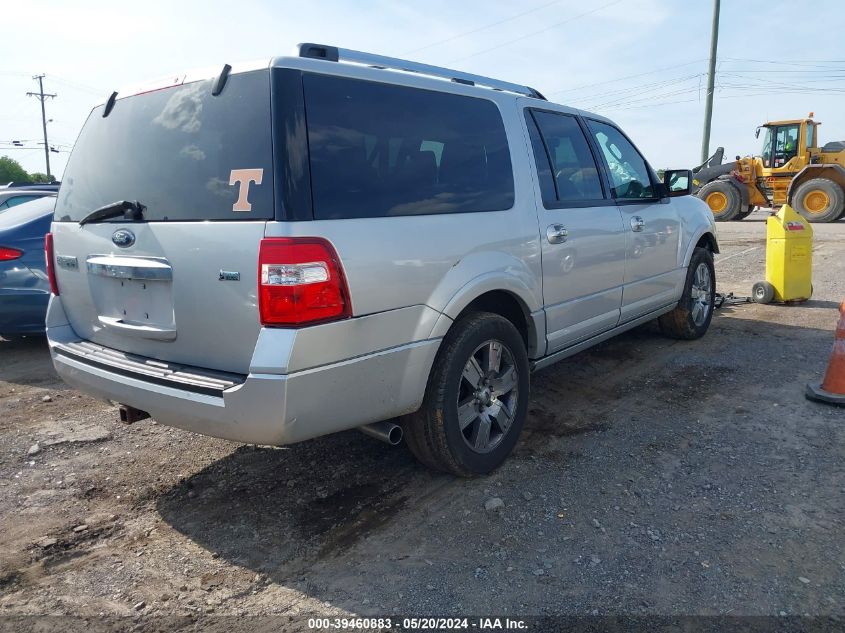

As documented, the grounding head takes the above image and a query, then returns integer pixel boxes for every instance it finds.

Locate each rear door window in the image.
[302,73,514,219]
[526,110,605,205]
[587,120,656,200]
[55,70,273,222]
[6,195,42,208]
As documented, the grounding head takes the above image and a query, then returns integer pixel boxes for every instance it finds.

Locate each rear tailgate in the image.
[52,221,265,373]
[52,68,273,374]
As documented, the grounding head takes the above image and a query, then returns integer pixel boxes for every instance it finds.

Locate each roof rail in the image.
[297,43,546,100]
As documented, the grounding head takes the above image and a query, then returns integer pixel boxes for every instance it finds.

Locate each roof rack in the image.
[298,43,546,100]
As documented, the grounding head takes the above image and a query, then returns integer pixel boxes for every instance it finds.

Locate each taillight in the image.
[0,246,23,261]
[45,232,59,295]
[258,237,350,327]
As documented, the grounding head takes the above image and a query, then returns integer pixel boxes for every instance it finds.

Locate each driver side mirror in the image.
[662,169,692,197]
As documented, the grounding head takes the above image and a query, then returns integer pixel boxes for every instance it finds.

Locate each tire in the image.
[403,312,530,477]
[752,281,775,304]
[658,247,716,340]
[793,178,844,223]
[697,180,743,221]
[735,205,755,221]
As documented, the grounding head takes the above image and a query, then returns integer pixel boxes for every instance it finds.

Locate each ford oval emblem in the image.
[112,229,135,248]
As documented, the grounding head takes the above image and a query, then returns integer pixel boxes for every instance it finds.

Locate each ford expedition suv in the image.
[47,44,718,476]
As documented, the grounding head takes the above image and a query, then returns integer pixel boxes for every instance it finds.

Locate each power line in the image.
[403,0,565,55]
[48,76,105,96]
[568,73,704,108]
[589,84,704,111]
[723,57,845,65]
[545,59,706,98]
[450,0,624,63]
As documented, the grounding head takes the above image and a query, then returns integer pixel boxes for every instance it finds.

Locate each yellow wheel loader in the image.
[693,114,845,222]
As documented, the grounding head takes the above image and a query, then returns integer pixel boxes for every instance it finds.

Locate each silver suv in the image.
[47,44,717,476]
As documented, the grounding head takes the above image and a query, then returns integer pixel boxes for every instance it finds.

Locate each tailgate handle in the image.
[97,316,177,341]
[87,256,172,281]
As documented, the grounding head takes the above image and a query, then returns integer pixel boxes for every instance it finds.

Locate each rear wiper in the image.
[78,200,146,226]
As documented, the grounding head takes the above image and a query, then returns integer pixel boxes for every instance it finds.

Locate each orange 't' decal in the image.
[229,168,264,212]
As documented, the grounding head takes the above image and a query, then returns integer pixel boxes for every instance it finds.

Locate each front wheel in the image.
[403,312,530,476]
[736,205,755,221]
[658,247,716,340]
[697,180,743,221]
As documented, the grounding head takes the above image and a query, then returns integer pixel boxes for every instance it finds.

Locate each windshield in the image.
[761,124,800,169]
[55,70,273,222]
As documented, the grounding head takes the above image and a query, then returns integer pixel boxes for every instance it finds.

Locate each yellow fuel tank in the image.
[753,204,813,303]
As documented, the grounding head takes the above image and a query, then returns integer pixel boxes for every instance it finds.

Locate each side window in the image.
[526,110,604,205]
[525,114,557,203]
[806,124,814,149]
[6,195,39,209]
[588,120,655,200]
[303,74,514,219]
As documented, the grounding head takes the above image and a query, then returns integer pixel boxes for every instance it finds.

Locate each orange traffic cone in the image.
[806,299,845,406]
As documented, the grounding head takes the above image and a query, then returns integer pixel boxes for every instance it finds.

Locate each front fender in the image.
[673,195,719,268]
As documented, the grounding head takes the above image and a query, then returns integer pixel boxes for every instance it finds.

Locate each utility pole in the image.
[700,0,721,164]
[27,75,56,180]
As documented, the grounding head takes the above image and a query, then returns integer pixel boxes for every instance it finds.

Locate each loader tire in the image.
[698,180,743,221]
[793,178,844,223]
[736,205,755,221]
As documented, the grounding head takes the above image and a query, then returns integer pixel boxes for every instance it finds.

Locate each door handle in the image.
[546,224,568,244]
[630,216,645,232]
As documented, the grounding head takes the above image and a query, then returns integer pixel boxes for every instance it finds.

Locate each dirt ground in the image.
[1,212,844,629]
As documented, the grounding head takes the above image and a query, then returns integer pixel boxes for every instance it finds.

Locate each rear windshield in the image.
[55,70,273,222]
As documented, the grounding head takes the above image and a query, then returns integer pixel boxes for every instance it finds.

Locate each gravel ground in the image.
[0,214,843,629]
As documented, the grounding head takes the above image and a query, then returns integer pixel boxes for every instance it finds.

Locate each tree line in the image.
[0,156,55,184]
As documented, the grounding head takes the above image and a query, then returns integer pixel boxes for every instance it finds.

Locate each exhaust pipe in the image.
[358,421,403,446]
[118,404,150,424]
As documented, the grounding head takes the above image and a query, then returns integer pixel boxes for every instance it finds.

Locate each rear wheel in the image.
[698,180,743,221]
[793,178,844,223]
[403,312,529,476]
[658,247,715,340]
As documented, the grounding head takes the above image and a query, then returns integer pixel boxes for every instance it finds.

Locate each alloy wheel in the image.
[690,262,713,326]
[457,340,519,454]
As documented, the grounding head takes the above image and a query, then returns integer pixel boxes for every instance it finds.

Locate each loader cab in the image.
[758,119,816,172]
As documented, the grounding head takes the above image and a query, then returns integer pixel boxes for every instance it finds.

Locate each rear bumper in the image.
[47,298,441,446]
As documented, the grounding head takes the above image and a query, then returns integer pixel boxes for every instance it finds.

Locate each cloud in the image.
[153,81,207,133]
[180,144,206,161]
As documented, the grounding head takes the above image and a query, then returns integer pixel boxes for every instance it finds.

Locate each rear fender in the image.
[787,164,845,203]
[426,251,544,356]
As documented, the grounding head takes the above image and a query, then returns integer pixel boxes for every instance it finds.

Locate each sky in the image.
[2,0,845,179]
